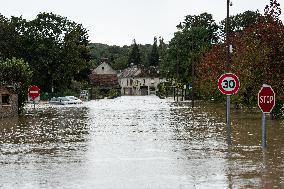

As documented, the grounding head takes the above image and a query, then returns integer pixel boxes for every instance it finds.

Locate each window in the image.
[102,67,104,70]
[2,94,9,105]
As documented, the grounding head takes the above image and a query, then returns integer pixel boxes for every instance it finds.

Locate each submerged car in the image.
[65,96,82,104]
[49,97,73,105]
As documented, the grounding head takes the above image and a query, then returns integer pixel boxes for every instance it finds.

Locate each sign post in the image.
[258,84,275,149]
[218,73,240,145]
[28,85,40,110]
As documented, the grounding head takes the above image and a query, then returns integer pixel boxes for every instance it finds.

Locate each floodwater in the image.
[0,96,283,189]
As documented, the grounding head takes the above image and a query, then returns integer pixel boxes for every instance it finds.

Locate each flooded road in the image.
[0,96,283,188]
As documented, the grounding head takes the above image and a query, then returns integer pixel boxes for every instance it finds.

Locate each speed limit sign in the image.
[218,73,240,95]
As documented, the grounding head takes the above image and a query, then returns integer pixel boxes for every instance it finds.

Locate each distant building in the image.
[0,85,18,118]
[89,62,120,98]
[118,65,166,96]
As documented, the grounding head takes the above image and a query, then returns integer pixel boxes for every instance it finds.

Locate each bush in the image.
[107,89,119,99]
[0,58,32,113]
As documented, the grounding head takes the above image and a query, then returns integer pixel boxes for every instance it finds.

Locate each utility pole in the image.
[191,27,194,108]
[176,49,179,102]
[226,0,231,72]
[226,0,232,145]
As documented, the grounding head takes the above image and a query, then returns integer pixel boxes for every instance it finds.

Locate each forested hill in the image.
[89,40,161,71]
[89,43,130,70]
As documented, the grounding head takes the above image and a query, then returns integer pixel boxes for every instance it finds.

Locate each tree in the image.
[158,37,168,76]
[177,12,219,43]
[0,58,32,112]
[14,12,90,93]
[219,10,262,38]
[166,13,218,84]
[148,37,159,67]
[128,39,141,66]
[0,15,24,60]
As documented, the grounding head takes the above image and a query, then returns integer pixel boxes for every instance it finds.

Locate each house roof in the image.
[118,66,160,78]
[92,62,117,75]
[118,66,141,78]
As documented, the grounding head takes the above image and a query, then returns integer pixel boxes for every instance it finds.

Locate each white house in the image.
[118,65,166,96]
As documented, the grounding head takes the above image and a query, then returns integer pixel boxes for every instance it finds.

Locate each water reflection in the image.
[0,97,283,188]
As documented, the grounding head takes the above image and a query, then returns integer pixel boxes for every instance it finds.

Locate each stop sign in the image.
[258,84,275,113]
[28,85,40,100]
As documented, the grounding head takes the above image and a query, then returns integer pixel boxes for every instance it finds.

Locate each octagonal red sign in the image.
[258,84,275,113]
[28,85,40,100]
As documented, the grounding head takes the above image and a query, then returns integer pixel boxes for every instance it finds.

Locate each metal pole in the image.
[262,113,267,149]
[177,88,179,102]
[191,28,194,108]
[226,0,232,146]
[174,87,176,101]
[226,0,230,71]
[227,95,232,145]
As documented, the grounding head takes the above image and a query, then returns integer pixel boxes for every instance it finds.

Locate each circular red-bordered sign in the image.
[218,73,240,95]
[28,85,40,100]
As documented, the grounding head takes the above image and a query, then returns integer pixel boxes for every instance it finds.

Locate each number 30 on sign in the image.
[218,73,240,95]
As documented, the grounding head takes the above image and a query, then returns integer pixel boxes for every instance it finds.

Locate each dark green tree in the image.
[158,37,168,76]
[88,43,130,70]
[18,12,90,93]
[219,10,262,38]
[128,39,141,66]
[0,15,24,60]
[149,37,159,67]
[165,13,218,84]
[139,44,152,67]
[177,12,219,43]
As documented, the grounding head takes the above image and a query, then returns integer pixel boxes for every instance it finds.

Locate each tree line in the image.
[89,36,163,70]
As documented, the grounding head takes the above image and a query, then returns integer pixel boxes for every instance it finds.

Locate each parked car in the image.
[65,96,83,104]
[49,97,73,105]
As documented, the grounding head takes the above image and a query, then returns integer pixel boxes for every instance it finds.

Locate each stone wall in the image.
[0,86,18,118]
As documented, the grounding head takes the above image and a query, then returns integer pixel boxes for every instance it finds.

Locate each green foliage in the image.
[107,89,119,99]
[164,13,218,86]
[88,42,160,70]
[89,43,130,70]
[219,10,261,38]
[0,15,22,60]
[0,58,32,112]
[0,12,91,93]
[139,44,152,67]
[128,39,141,66]
[158,37,168,76]
[149,37,159,67]
[91,88,103,99]
[177,13,219,43]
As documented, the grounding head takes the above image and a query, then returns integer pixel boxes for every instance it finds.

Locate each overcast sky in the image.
[0,0,283,46]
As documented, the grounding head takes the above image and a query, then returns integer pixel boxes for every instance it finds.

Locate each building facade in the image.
[118,66,166,96]
[89,62,120,98]
[0,86,18,118]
